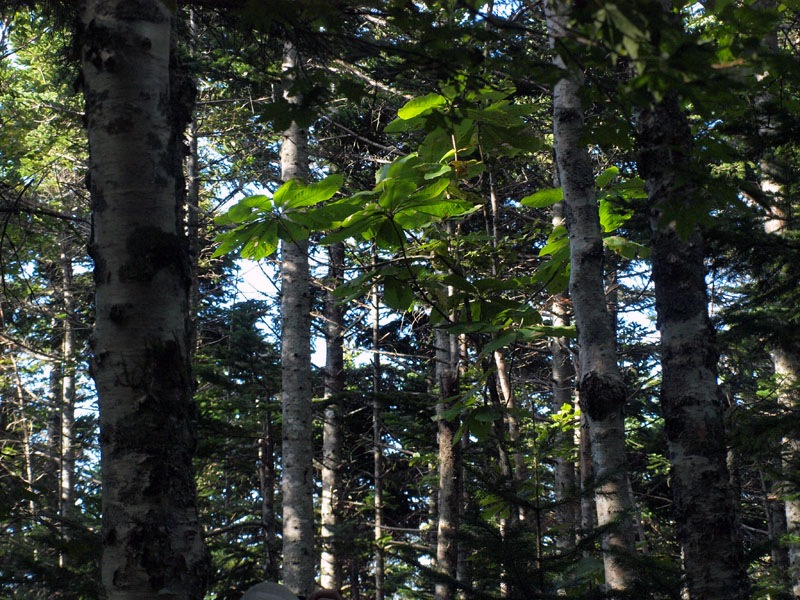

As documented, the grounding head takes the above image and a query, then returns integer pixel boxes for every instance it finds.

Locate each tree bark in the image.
[550,292,577,553]
[259,406,280,582]
[320,242,345,591]
[774,350,800,597]
[372,279,385,600]
[637,96,749,600]
[435,328,461,600]
[58,236,77,568]
[79,1,208,597]
[545,0,638,590]
[279,39,315,598]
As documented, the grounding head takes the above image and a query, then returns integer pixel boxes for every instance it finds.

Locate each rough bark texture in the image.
[320,242,345,591]
[279,40,315,598]
[372,280,386,600]
[545,0,638,590]
[59,237,77,568]
[638,97,749,600]
[259,409,280,582]
[774,349,800,597]
[550,293,577,552]
[80,1,208,598]
[755,15,800,589]
[435,328,461,600]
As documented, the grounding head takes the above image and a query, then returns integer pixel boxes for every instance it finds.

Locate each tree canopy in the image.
[2,0,800,598]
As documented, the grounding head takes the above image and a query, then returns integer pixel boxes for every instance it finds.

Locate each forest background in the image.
[1,0,800,599]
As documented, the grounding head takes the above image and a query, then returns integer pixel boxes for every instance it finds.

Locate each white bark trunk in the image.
[320,243,345,591]
[80,1,207,597]
[372,278,385,600]
[550,292,577,552]
[279,39,314,598]
[58,237,77,568]
[773,350,800,597]
[545,0,638,590]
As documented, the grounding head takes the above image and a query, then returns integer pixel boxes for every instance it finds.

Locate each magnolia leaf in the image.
[521,187,563,208]
[604,235,651,259]
[274,174,343,209]
[216,195,272,225]
[539,225,568,257]
[481,331,519,356]
[383,276,414,312]
[397,93,447,120]
[596,166,619,189]
[599,198,631,232]
[239,221,279,260]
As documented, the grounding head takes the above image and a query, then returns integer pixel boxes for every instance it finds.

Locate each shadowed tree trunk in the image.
[435,327,461,600]
[79,1,208,597]
[637,95,749,600]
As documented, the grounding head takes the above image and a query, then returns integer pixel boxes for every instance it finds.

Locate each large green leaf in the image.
[273,173,343,209]
[521,187,563,208]
[383,276,414,312]
[397,93,447,120]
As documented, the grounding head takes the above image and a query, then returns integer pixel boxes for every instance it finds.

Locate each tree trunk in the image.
[372,279,385,600]
[259,405,280,582]
[550,292,577,553]
[435,328,461,600]
[637,96,749,600]
[754,13,800,590]
[774,350,800,597]
[58,237,77,568]
[320,242,345,591]
[279,39,314,598]
[79,1,208,598]
[545,0,638,590]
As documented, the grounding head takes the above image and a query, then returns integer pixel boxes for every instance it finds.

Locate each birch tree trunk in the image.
[320,242,345,591]
[435,327,461,600]
[637,96,749,600]
[371,277,385,600]
[550,203,578,553]
[545,0,638,590]
[279,39,315,598]
[79,1,208,597]
[774,350,800,598]
[58,236,77,569]
[551,294,577,552]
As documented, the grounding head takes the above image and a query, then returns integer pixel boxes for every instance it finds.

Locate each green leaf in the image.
[539,225,568,257]
[481,331,518,356]
[239,221,279,260]
[596,166,619,189]
[274,174,343,209]
[603,235,651,259]
[383,276,414,312]
[598,198,631,232]
[216,195,272,225]
[521,187,563,208]
[397,93,447,120]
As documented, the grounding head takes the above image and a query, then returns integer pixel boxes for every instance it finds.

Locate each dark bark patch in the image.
[578,371,627,421]
[109,303,132,323]
[113,0,169,23]
[105,115,135,135]
[87,242,109,286]
[119,226,184,283]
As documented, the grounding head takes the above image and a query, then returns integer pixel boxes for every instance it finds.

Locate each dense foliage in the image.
[1,0,800,598]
